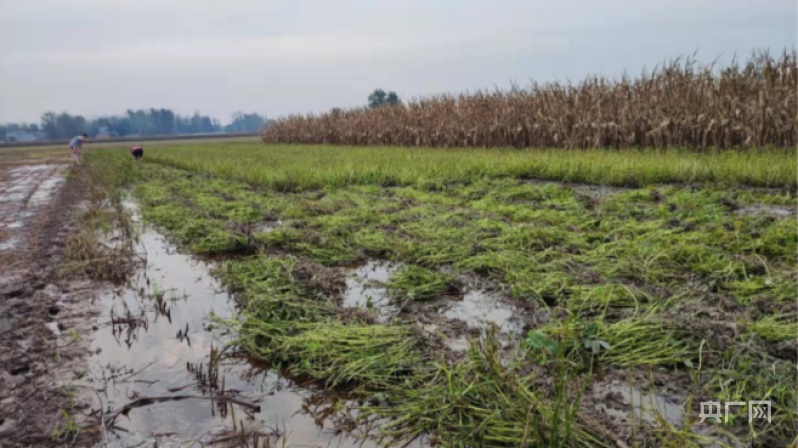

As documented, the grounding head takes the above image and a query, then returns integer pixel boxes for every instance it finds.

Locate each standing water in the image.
[87,204,390,447]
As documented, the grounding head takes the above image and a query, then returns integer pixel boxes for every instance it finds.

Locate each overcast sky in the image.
[0,0,795,125]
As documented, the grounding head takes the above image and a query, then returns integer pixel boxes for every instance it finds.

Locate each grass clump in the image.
[387,265,456,301]
[747,314,798,342]
[239,321,422,389]
[371,336,612,448]
[534,316,696,368]
[61,153,138,283]
[598,319,696,367]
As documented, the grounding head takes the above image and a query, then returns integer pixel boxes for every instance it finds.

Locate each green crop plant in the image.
[84,141,797,447]
[387,265,456,302]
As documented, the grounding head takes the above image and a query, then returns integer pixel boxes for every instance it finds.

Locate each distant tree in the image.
[11,108,224,140]
[191,112,204,133]
[90,115,133,137]
[225,111,266,132]
[61,113,87,138]
[113,116,133,136]
[39,112,87,139]
[386,91,401,106]
[368,89,401,108]
[127,109,155,135]
[0,125,5,141]
[368,89,387,108]
[201,116,214,133]
[155,108,176,135]
[41,112,58,139]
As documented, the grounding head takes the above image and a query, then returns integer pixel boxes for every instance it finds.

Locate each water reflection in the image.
[88,222,386,447]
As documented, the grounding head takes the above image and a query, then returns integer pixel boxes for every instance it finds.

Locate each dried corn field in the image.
[262,51,798,149]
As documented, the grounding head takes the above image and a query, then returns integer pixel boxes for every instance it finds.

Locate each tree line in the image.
[1,89,400,141]
[1,109,267,141]
[368,89,401,108]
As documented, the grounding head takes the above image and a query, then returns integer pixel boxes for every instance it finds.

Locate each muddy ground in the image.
[0,159,540,448]
[1,151,795,448]
[0,156,430,448]
[0,158,105,447]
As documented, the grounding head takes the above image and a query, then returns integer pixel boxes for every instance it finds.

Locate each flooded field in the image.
[88,209,410,447]
[2,143,796,448]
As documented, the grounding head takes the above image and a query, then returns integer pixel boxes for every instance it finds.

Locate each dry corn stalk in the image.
[262,50,797,150]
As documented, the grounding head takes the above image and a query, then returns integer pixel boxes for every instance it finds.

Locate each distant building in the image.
[6,130,45,142]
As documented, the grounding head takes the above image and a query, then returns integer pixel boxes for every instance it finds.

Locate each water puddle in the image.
[342,261,401,322]
[570,184,629,202]
[736,204,794,218]
[593,382,747,448]
[443,336,470,352]
[254,220,283,233]
[29,174,64,203]
[86,208,396,448]
[593,381,684,425]
[0,236,21,250]
[9,164,59,174]
[442,290,525,335]
[0,192,25,203]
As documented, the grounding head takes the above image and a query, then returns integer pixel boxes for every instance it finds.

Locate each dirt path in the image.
[0,160,106,447]
[0,163,67,289]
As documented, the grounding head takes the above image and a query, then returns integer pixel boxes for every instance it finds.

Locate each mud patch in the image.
[592,380,684,425]
[0,160,109,448]
[570,184,629,201]
[342,261,402,322]
[410,288,530,359]
[736,204,795,218]
[0,237,21,251]
[442,289,526,335]
[254,220,283,233]
[0,163,67,287]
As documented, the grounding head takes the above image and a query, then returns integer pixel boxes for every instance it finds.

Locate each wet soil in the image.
[2,158,790,447]
[0,161,422,447]
[735,204,796,218]
[342,261,401,323]
[341,260,530,358]
[0,163,67,289]
[0,160,104,447]
[88,213,388,447]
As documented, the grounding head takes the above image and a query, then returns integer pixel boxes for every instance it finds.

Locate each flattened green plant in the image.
[387,265,456,302]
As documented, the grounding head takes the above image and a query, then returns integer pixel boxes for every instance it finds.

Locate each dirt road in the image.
[0,163,68,288]
[0,159,104,447]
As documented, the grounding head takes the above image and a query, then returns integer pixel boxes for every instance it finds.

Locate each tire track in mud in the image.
[0,161,104,448]
[18,166,60,210]
[0,164,67,288]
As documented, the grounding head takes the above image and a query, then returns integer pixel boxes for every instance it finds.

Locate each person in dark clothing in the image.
[130,146,144,160]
